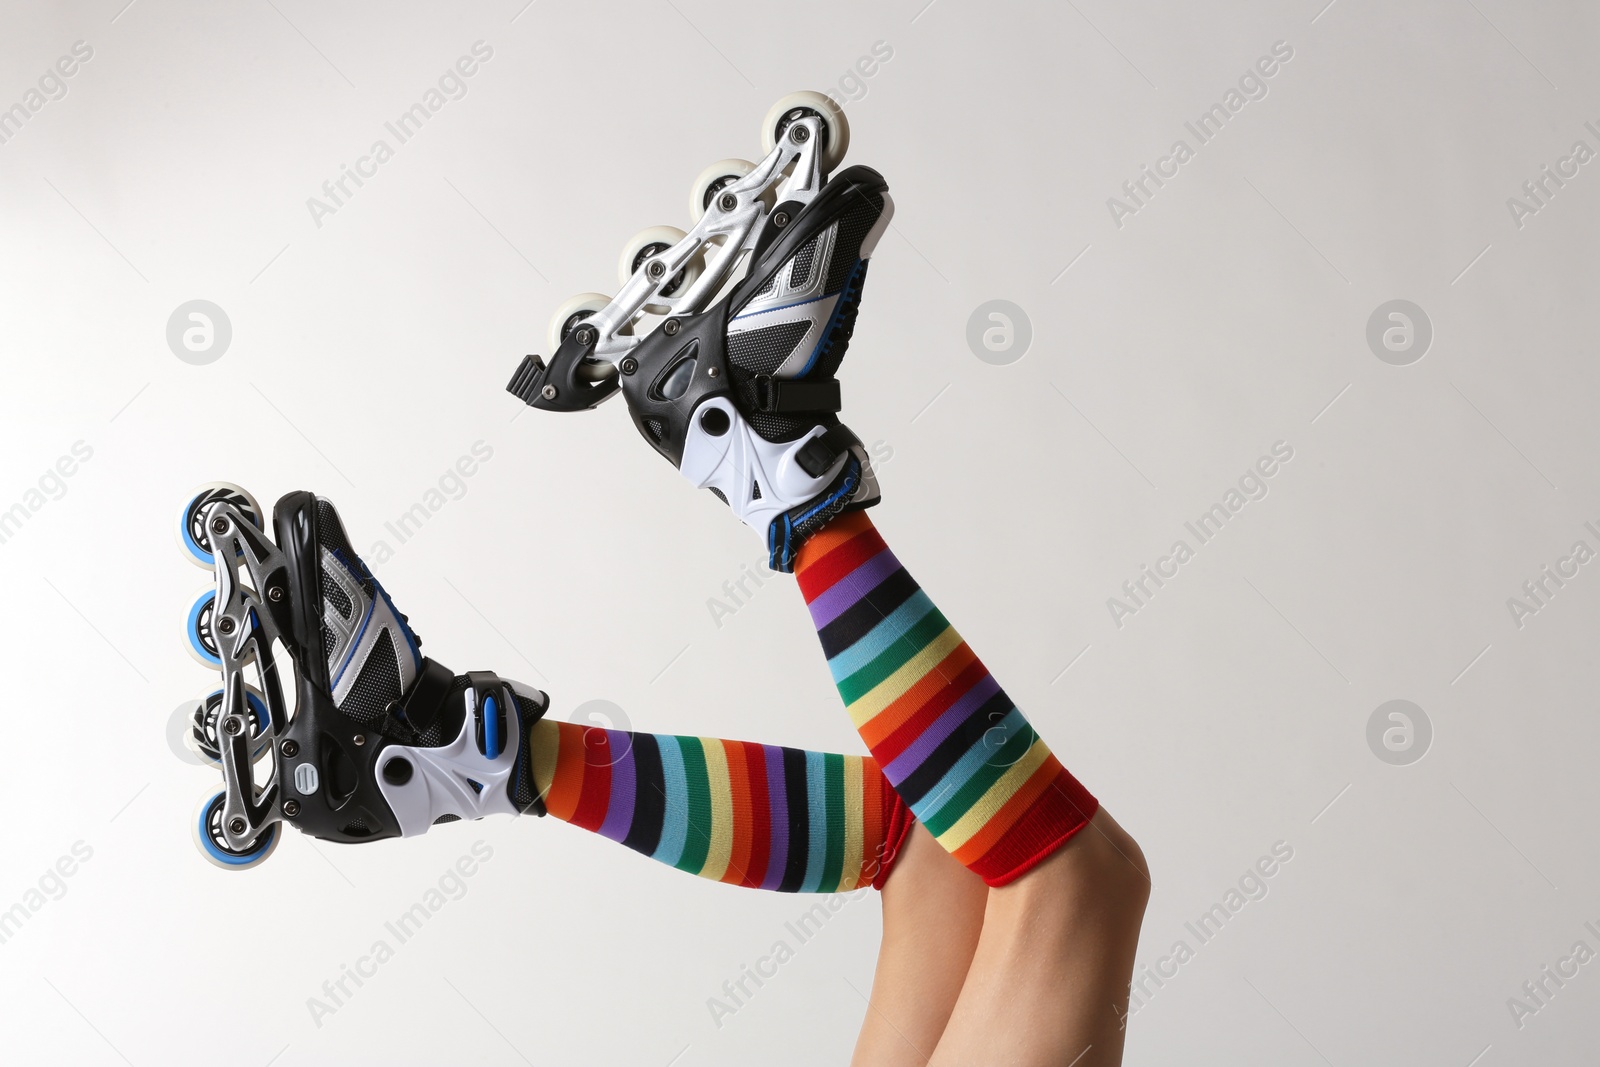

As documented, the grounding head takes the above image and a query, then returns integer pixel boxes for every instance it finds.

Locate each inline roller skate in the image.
[175,483,548,869]
[507,92,893,571]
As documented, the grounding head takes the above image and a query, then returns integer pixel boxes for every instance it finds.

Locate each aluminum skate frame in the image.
[201,501,291,854]
[523,114,833,410]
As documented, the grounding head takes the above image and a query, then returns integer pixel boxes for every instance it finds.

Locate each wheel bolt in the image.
[574,326,595,346]
[283,800,300,818]
[217,616,235,635]
[280,739,299,758]
[210,517,228,535]
[790,125,810,144]
[646,261,666,280]
[718,192,738,212]
[228,816,247,835]
[223,716,245,736]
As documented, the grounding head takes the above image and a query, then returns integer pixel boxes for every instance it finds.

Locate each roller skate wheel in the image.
[761,92,849,173]
[186,589,222,669]
[617,226,702,300]
[189,688,273,764]
[192,790,279,870]
[177,482,264,569]
[546,293,612,355]
[688,159,756,224]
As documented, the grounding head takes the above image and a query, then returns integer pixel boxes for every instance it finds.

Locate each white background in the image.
[1,0,1597,1064]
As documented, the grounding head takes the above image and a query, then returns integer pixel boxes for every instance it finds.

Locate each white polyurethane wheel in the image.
[761,92,849,173]
[617,225,702,299]
[176,482,264,569]
[186,589,222,669]
[688,158,756,224]
[192,790,279,871]
[187,687,274,765]
[546,293,613,355]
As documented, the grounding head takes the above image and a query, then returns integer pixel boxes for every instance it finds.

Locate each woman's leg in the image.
[791,511,1148,1062]
[793,511,1101,887]
[853,825,988,1066]
[529,718,911,892]
[534,716,995,1060]
[931,809,1150,1067]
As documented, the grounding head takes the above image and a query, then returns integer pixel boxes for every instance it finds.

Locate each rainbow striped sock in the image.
[795,512,1099,886]
[529,719,914,892]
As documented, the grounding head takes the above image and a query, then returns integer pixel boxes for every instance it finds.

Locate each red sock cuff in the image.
[872,777,918,891]
[795,512,882,600]
[969,765,1099,887]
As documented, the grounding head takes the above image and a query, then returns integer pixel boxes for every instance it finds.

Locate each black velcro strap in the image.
[753,375,841,414]
[394,657,456,735]
[796,424,862,479]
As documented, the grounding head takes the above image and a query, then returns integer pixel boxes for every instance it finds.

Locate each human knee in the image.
[1095,814,1151,914]
[1016,809,1149,923]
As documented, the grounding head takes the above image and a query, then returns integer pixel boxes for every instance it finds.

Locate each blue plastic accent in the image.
[326,548,422,687]
[327,559,375,688]
[204,689,272,734]
[196,793,275,868]
[729,288,834,323]
[179,504,212,567]
[770,457,861,573]
[371,575,423,673]
[187,591,221,667]
[246,690,271,732]
[483,696,501,760]
[793,456,860,529]
[796,259,864,377]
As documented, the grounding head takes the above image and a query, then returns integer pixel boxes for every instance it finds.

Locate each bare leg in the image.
[930,809,1150,1067]
[852,825,989,1066]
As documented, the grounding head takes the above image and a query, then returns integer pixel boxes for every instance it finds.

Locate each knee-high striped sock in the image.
[529,719,915,892]
[795,511,1099,886]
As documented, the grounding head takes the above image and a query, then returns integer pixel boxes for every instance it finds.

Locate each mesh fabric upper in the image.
[315,499,372,598]
[342,630,403,725]
[321,567,352,617]
[789,233,819,288]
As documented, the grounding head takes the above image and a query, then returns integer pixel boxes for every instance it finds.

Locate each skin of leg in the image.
[851,824,990,1067]
[930,808,1151,1067]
